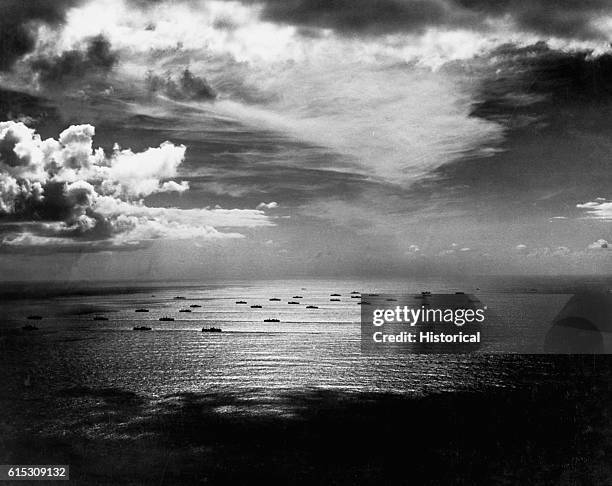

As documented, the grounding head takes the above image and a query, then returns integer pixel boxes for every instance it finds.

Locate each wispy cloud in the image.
[578,199,612,219]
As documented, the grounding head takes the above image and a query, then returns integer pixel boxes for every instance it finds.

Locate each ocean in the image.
[1,276,610,397]
[2,277,612,484]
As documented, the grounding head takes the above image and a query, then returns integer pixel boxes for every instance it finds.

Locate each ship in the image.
[159,317,174,321]
[133,326,152,331]
[202,327,222,333]
[264,318,280,322]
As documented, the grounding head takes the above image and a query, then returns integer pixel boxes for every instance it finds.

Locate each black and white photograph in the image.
[1,0,612,484]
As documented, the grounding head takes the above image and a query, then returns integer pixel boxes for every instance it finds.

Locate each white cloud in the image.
[588,239,609,249]
[160,180,189,193]
[198,181,252,197]
[0,121,273,250]
[94,196,271,228]
[21,0,612,196]
[101,142,187,197]
[0,173,43,213]
[578,199,612,219]
[256,201,278,210]
[0,121,47,181]
[35,0,510,187]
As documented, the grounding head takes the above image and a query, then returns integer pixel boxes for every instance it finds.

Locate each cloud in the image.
[145,67,216,101]
[241,0,612,40]
[93,197,274,228]
[248,0,458,36]
[0,0,81,71]
[0,232,144,254]
[578,199,612,219]
[0,121,272,251]
[12,0,506,187]
[99,142,188,197]
[453,0,612,40]
[588,239,609,249]
[160,180,189,193]
[256,201,278,209]
[197,181,254,198]
[30,34,119,86]
[472,44,612,128]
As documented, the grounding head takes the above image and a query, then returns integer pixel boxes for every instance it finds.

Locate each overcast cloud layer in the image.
[244,0,612,40]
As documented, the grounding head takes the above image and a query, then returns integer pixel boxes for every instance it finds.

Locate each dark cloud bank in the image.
[3,0,606,56]
[243,0,612,40]
[473,42,612,121]
[30,35,118,86]
[0,2,119,101]
[0,0,80,71]
[411,42,612,221]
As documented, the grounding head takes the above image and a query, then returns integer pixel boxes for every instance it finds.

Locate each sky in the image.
[0,0,612,281]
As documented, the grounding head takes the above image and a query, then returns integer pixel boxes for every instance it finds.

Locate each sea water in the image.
[1,276,608,400]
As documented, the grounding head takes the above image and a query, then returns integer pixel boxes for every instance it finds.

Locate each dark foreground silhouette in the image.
[1,357,612,485]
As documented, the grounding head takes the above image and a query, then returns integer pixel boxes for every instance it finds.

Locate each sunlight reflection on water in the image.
[0,278,594,398]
